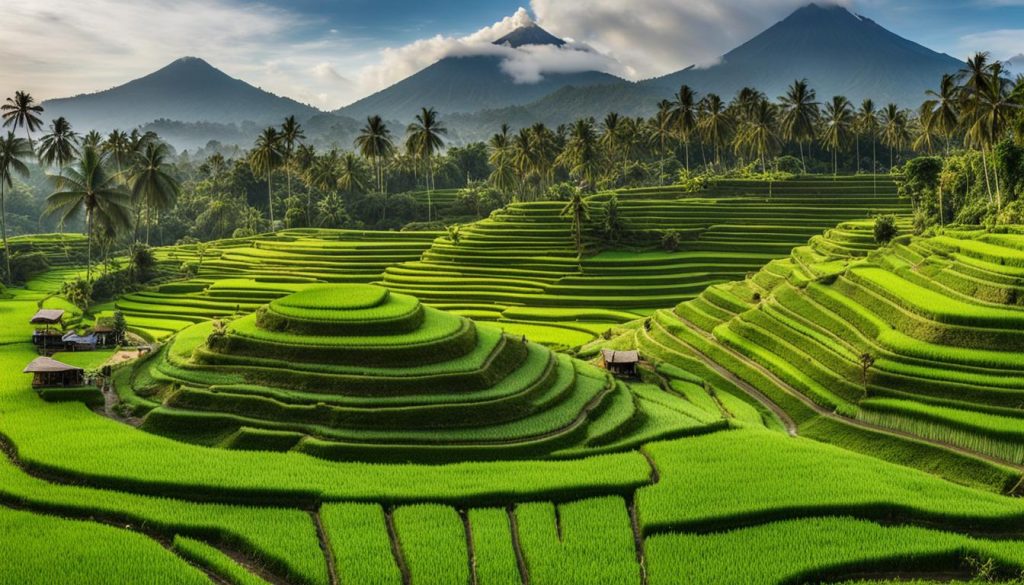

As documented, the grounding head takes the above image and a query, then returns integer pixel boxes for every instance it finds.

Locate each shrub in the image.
[661,230,681,252]
[62,278,93,311]
[873,214,898,244]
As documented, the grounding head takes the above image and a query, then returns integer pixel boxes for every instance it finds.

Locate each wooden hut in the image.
[600,349,640,377]
[23,357,85,388]
[92,324,116,347]
[61,331,98,351]
[30,309,65,350]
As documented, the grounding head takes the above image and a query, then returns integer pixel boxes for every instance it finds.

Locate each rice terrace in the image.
[5,1,1024,583]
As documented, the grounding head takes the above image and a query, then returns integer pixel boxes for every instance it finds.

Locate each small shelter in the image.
[92,324,116,347]
[23,356,85,388]
[62,331,98,351]
[600,349,640,377]
[30,309,66,350]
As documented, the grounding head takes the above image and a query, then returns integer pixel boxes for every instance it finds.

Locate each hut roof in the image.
[62,332,97,344]
[601,349,639,364]
[29,309,65,324]
[23,356,83,374]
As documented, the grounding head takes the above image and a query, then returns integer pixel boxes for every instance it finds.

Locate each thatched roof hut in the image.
[23,356,85,388]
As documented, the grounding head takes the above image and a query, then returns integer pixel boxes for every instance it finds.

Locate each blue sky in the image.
[2,0,1023,109]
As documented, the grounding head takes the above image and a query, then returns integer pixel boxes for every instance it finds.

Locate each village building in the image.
[30,309,65,351]
[600,349,640,377]
[23,356,85,389]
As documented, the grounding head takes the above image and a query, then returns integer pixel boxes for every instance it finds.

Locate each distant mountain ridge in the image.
[41,57,320,131]
[643,3,964,106]
[335,23,623,122]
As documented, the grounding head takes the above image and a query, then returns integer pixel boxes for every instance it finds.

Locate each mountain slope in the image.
[644,3,963,106]
[336,24,624,122]
[42,57,320,131]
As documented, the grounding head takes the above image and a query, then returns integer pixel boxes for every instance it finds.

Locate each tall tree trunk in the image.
[799,141,806,174]
[872,139,877,198]
[86,209,93,282]
[981,147,994,205]
[1,183,9,285]
[268,170,275,232]
[855,135,860,173]
[684,141,690,173]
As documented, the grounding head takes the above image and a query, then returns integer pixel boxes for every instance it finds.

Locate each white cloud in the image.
[352,6,628,96]
[955,29,1024,62]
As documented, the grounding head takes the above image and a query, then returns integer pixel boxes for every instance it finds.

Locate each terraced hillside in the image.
[614,217,1024,483]
[118,284,710,461]
[8,212,1024,582]
[382,176,907,327]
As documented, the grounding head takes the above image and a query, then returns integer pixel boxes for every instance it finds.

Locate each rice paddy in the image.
[5,176,1024,584]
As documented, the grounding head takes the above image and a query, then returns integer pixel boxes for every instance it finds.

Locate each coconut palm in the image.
[779,79,819,173]
[337,152,367,196]
[405,107,447,221]
[355,115,393,195]
[249,127,283,231]
[102,130,132,183]
[649,101,675,185]
[487,124,518,196]
[38,117,80,179]
[130,141,180,243]
[0,132,33,283]
[600,113,627,179]
[857,99,880,193]
[305,150,340,195]
[82,130,103,150]
[280,115,306,206]
[557,118,601,190]
[880,104,910,170]
[913,105,941,154]
[735,98,780,174]
[964,62,1017,208]
[698,94,734,168]
[1,91,44,150]
[672,85,699,172]
[923,73,960,155]
[560,191,590,257]
[45,146,133,281]
[820,96,854,176]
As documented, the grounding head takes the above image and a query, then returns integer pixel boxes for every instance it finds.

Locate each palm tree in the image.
[820,96,854,176]
[561,191,590,257]
[672,85,699,173]
[405,107,447,221]
[102,130,131,182]
[0,132,32,283]
[82,130,103,150]
[698,94,734,168]
[964,62,1016,208]
[735,98,780,174]
[279,115,305,207]
[779,79,819,173]
[880,104,911,171]
[45,146,133,281]
[1,91,44,150]
[557,118,602,190]
[355,115,394,195]
[337,152,367,196]
[649,101,675,185]
[305,150,340,196]
[249,127,283,231]
[38,117,80,178]
[488,124,518,196]
[857,99,880,194]
[913,105,941,155]
[923,73,960,155]
[600,113,627,180]
[130,141,180,243]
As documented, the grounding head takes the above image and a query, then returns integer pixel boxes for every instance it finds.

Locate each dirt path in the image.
[669,312,1024,475]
